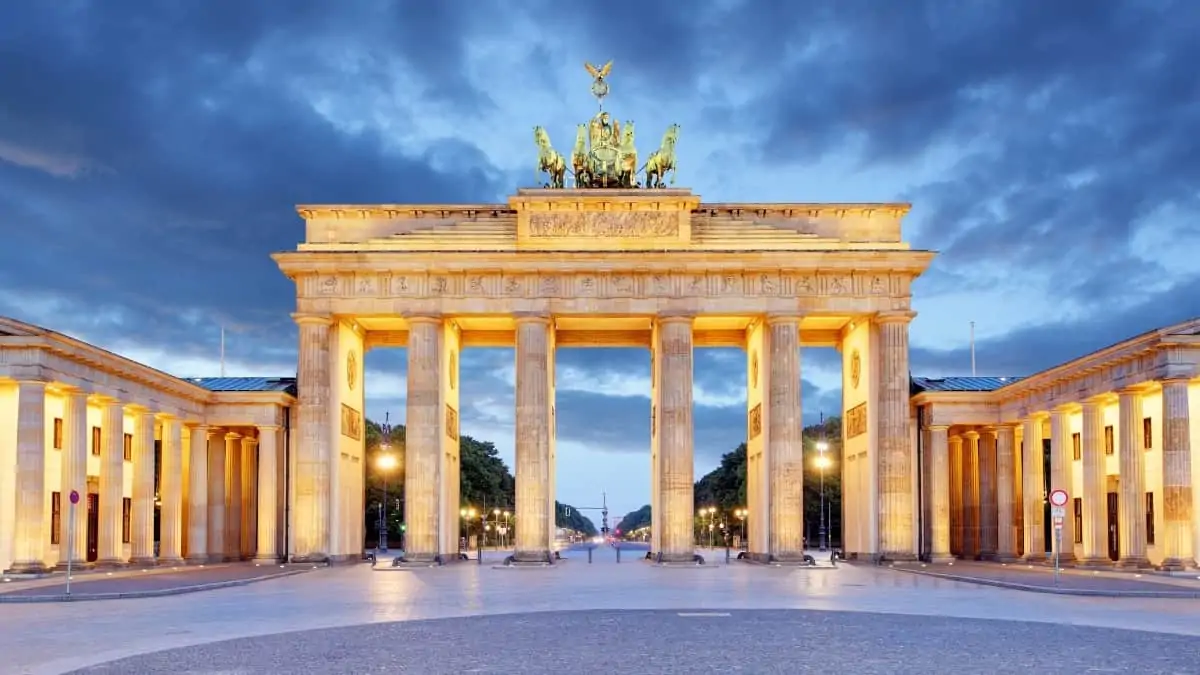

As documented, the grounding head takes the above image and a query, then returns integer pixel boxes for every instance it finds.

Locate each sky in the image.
[2,1,1199,522]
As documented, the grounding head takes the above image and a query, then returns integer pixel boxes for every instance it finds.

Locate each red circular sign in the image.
[69,490,80,505]
[1049,489,1069,507]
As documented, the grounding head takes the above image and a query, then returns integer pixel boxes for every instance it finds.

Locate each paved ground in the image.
[898,561,1200,596]
[63,609,1200,674]
[0,563,304,601]
[3,545,1199,674]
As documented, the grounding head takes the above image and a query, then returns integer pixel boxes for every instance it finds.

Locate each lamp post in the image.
[735,508,747,547]
[376,413,397,552]
[815,441,830,552]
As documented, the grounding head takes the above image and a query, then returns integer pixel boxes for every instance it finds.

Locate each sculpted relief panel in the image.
[302,270,911,301]
[527,211,679,238]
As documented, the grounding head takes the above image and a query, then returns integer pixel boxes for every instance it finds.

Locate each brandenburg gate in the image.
[271,63,934,565]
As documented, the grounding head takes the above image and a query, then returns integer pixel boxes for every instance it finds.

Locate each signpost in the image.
[1048,489,1069,586]
[67,490,80,596]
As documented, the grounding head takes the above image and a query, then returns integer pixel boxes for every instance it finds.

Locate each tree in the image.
[616,504,651,533]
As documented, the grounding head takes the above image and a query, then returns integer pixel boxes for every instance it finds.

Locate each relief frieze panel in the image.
[528,211,679,238]
[300,270,913,301]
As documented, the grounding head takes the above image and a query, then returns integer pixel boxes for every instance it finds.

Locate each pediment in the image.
[0,317,45,337]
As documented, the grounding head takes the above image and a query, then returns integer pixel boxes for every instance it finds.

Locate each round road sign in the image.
[1049,489,1069,507]
[69,490,80,504]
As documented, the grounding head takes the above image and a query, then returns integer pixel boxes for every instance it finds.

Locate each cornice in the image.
[293,202,913,221]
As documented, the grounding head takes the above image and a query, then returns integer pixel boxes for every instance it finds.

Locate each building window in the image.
[1146,492,1155,545]
[123,433,133,461]
[1103,425,1114,455]
[122,497,132,543]
[91,426,101,456]
[1073,498,1083,544]
[1143,417,1152,450]
[53,418,63,450]
[1072,433,1081,461]
[51,491,61,545]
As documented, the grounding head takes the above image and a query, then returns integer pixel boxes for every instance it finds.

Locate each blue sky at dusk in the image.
[2,1,1198,521]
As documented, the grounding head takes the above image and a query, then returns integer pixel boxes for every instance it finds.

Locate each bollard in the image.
[616,545,621,563]
[478,547,482,565]
[588,547,593,564]
[725,546,730,564]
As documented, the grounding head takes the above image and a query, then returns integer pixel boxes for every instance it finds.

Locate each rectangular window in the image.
[91,426,101,456]
[1104,425,1114,455]
[53,418,63,450]
[1143,417,1153,450]
[1073,498,1083,544]
[122,497,132,543]
[1146,492,1155,545]
[1072,432,1081,461]
[123,433,133,461]
[51,491,61,545]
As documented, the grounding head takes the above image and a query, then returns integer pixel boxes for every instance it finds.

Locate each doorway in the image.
[1106,492,1119,562]
[86,492,99,563]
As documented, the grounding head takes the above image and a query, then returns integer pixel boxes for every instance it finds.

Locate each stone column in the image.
[513,314,553,563]
[256,426,281,561]
[56,390,89,568]
[962,431,981,559]
[1116,388,1149,568]
[766,316,804,561]
[995,425,1018,560]
[97,400,126,567]
[129,411,157,565]
[1079,399,1109,565]
[1021,416,1045,561]
[949,435,962,556]
[876,311,915,559]
[1048,407,1076,562]
[1159,378,1193,570]
[7,381,48,574]
[404,315,443,562]
[186,425,210,563]
[978,429,998,558]
[206,430,226,561]
[292,313,333,562]
[657,314,695,563]
[159,418,185,565]
[240,436,256,558]
[927,425,952,562]
[225,432,242,561]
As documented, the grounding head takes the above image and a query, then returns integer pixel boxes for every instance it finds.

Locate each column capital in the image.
[224,431,242,441]
[402,312,443,324]
[1158,376,1193,387]
[656,310,695,323]
[949,434,964,446]
[926,424,950,432]
[1081,395,1108,409]
[292,312,334,326]
[256,424,281,432]
[874,310,916,325]
[1050,403,1077,415]
[513,312,552,324]
[979,427,998,438]
[963,430,980,440]
[241,436,259,448]
[764,313,804,326]
[1116,384,1149,397]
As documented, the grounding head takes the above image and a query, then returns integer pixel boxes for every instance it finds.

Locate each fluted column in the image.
[1021,416,1046,561]
[962,431,981,559]
[978,429,998,558]
[657,314,695,563]
[97,401,126,566]
[404,315,443,562]
[255,426,281,561]
[129,411,157,565]
[949,435,963,556]
[1116,388,1149,568]
[1079,400,1109,565]
[1048,407,1076,562]
[292,313,333,562]
[7,381,48,573]
[928,426,952,562]
[240,436,256,558]
[206,429,226,561]
[1159,379,1193,570]
[186,425,210,563]
[514,314,553,562]
[225,432,242,561]
[159,418,185,564]
[995,425,1018,560]
[876,311,915,559]
[766,316,804,560]
[56,390,89,568]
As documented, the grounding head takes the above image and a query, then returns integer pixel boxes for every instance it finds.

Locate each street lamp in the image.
[377,451,398,552]
[815,441,830,552]
[734,508,747,547]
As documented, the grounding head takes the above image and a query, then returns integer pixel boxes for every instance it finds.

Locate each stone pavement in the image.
[0,563,310,602]
[63,609,1200,675]
[2,549,1199,674]
[894,561,1200,597]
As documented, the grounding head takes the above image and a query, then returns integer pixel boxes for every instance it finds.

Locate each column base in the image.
[288,553,330,565]
[1158,558,1187,572]
[881,552,919,563]
[157,557,186,567]
[185,554,210,565]
[995,553,1022,563]
[654,551,705,566]
[128,556,158,567]
[3,561,51,575]
[253,553,280,563]
[929,554,956,564]
[1075,556,1113,568]
[1115,557,1151,570]
[54,559,92,572]
[509,550,555,566]
[94,558,127,569]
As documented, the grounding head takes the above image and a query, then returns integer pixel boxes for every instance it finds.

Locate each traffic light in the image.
[400,523,407,532]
